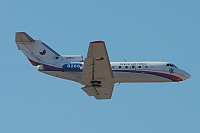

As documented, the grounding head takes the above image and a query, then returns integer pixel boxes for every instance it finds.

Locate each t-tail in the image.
[15,32,83,67]
[15,32,62,66]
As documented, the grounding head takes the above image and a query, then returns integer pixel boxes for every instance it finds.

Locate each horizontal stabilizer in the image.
[15,32,35,44]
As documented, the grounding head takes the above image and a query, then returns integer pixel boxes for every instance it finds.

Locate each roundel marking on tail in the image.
[39,49,46,55]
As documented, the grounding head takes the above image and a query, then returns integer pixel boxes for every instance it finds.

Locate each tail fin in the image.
[15,32,61,66]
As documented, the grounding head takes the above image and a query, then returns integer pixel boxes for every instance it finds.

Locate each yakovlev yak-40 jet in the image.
[15,32,190,99]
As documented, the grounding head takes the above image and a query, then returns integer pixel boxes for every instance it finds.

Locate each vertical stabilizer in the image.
[15,32,61,66]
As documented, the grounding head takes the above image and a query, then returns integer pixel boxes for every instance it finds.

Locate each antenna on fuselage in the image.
[123,59,127,62]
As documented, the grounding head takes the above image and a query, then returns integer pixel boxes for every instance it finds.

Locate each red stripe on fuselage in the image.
[27,58,183,82]
[28,58,62,70]
[113,70,183,82]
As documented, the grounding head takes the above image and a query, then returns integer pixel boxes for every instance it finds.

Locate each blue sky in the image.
[1,0,199,132]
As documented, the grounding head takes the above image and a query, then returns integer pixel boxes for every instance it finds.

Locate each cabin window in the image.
[166,63,177,68]
[112,66,115,69]
[171,64,177,68]
[132,66,134,68]
[138,66,141,68]
[145,66,148,68]
[125,66,128,68]
[119,66,121,68]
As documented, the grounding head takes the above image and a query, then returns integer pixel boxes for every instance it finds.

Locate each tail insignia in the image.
[39,49,46,55]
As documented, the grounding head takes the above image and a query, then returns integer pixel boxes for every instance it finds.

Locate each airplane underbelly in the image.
[41,71,83,83]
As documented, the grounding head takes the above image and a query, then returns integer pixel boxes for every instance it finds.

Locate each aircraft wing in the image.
[82,41,114,99]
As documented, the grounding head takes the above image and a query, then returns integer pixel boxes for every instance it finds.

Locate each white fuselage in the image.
[40,61,190,84]
[15,32,191,99]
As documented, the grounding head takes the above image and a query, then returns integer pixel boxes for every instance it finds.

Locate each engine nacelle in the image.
[61,55,83,62]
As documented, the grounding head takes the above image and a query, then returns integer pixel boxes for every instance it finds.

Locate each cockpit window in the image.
[166,63,177,68]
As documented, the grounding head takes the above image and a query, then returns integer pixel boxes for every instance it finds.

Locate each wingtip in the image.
[16,32,26,34]
[90,41,105,44]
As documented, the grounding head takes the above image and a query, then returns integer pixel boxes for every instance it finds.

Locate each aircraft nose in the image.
[180,70,191,81]
[185,72,191,79]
